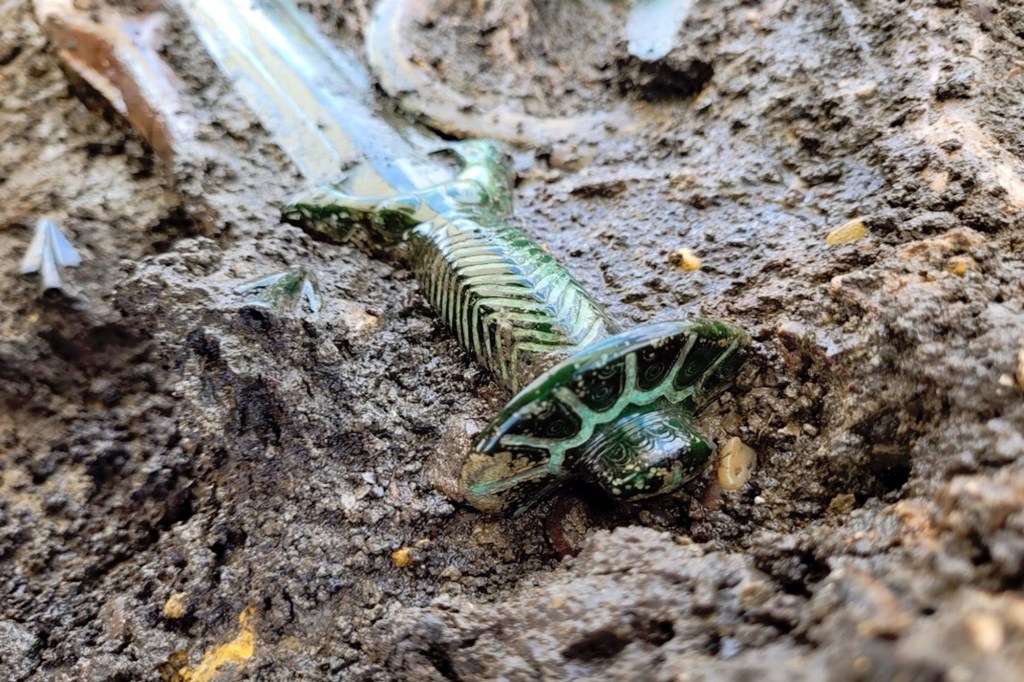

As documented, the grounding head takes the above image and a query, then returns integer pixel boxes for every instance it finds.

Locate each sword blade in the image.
[178,0,448,192]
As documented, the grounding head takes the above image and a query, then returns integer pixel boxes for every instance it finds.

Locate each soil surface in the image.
[3,0,1024,680]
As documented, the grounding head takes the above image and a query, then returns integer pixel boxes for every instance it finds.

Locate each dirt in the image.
[2,0,1024,679]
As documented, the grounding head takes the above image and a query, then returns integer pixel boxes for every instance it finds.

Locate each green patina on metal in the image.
[285,140,750,516]
[181,0,749,516]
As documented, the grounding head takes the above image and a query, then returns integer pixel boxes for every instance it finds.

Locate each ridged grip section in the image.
[409,216,619,393]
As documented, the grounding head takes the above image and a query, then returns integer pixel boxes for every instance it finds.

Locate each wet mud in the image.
[2,0,1024,679]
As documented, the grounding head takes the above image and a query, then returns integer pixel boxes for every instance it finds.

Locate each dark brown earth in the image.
[3,0,1024,679]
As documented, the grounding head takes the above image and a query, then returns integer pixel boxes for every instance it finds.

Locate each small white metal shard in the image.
[301,277,323,313]
[234,268,323,313]
[19,217,82,292]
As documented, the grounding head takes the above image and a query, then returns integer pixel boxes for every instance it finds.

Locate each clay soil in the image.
[3,0,1024,680]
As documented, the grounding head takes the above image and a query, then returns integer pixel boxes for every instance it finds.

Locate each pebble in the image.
[390,548,413,568]
[855,82,879,99]
[717,437,756,490]
[826,218,868,245]
[671,247,702,271]
[163,592,188,619]
[964,612,1004,653]
[1016,348,1024,389]
[945,255,978,276]
[316,341,342,365]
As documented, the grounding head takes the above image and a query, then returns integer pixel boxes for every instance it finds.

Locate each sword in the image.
[176,0,751,516]
[178,0,449,192]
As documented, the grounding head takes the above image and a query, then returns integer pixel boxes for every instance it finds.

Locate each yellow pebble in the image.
[390,547,413,568]
[673,248,702,271]
[827,493,856,516]
[965,612,1005,653]
[946,255,978,276]
[179,607,257,682]
[1016,348,1024,390]
[717,437,756,490]
[826,218,868,245]
[162,592,187,620]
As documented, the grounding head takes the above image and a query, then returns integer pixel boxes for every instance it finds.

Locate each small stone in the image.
[692,580,718,614]
[719,412,742,435]
[342,307,379,335]
[316,340,342,365]
[718,636,742,660]
[924,166,950,193]
[855,82,879,99]
[717,437,756,491]
[339,491,358,511]
[964,612,1004,653]
[0,621,38,679]
[99,597,130,642]
[826,218,868,245]
[857,611,913,637]
[439,564,461,580]
[778,422,803,437]
[986,419,1024,464]
[1016,348,1024,389]
[544,495,592,558]
[827,493,856,516]
[777,320,808,340]
[945,255,978,276]
[738,579,772,607]
[1005,598,1024,629]
[670,247,702,271]
[547,143,584,171]
[162,592,187,620]
[390,548,413,568]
